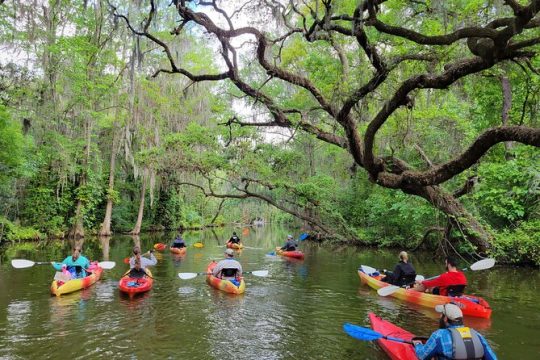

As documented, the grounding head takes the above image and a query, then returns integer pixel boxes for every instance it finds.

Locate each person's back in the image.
[213,249,243,280]
[172,235,186,248]
[418,257,467,296]
[281,235,297,251]
[414,304,497,360]
[228,232,241,244]
[391,261,416,286]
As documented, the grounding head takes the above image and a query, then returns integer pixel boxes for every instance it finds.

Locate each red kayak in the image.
[154,243,167,251]
[369,313,418,360]
[118,268,153,297]
[276,248,304,259]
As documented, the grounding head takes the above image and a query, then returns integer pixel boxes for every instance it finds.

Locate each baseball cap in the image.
[287,234,293,239]
[435,303,463,320]
[225,248,234,256]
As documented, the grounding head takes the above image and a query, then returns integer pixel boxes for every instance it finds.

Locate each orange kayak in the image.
[170,247,186,255]
[226,242,244,250]
[206,261,245,294]
[276,248,304,259]
[358,266,491,318]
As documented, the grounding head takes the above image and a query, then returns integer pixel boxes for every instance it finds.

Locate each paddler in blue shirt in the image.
[414,303,497,360]
[52,246,90,279]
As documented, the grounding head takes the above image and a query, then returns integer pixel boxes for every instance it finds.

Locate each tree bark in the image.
[501,75,514,158]
[130,173,147,235]
[99,139,118,236]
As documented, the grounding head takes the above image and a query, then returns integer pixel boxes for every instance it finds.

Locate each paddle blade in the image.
[178,273,198,280]
[250,270,269,277]
[98,261,116,270]
[11,259,35,269]
[299,233,309,241]
[343,323,383,341]
[123,257,130,264]
[377,285,400,297]
[360,265,378,275]
[415,275,425,281]
[470,258,495,271]
[266,251,276,257]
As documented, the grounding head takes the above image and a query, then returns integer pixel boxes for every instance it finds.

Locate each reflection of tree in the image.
[99,236,110,260]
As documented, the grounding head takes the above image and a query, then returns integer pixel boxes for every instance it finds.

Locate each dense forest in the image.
[0,0,539,265]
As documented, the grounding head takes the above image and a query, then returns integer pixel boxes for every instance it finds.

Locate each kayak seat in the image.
[129,268,147,279]
[447,285,466,297]
[395,273,417,287]
[221,268,238,278]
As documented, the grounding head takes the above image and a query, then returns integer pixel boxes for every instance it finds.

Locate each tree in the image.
[112,0,540,252]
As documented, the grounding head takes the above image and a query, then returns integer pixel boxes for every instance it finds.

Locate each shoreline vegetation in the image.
[1,2,538,267]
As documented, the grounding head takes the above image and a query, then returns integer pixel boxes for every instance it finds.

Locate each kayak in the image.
[50,262,103,296]
[154,243,167,251]
[118,268,153,296]
[369,312,418,360]
[206,261,245,294]
[227,242,244,250]
[170,247,187,255]
[276,248,304,259]
[358,266,492,319]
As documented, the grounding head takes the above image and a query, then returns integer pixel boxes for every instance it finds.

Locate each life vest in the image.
[448,327,484,360]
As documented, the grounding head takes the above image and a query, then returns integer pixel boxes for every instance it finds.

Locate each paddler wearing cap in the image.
[212,248,243,280]
[280,234,298,251]
[414,303,498,360]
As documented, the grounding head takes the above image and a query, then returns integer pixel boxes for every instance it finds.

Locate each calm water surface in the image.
[0,226,539,359]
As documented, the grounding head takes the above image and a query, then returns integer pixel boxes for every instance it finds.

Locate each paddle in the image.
[343,323,414,345]
[377,258,496,297]
[11,259,116,270]
[178,270,269,280]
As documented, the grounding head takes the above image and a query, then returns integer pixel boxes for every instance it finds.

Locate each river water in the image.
[0,226,538,359]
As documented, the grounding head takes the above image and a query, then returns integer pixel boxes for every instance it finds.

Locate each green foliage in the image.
[0,216,43,243]
[491,220,540,266]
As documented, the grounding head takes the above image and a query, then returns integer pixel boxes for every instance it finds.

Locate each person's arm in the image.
[477,333,498,360]
[237,263,243,276]
[82,257,90,269]
[212,262,223,277]
[52,262,64,271]
[414,331,442,360]
[280,242,288,250]
[391,264,402,285]
[421,273,448,288]
[129,257,135,269]
[143,253,157,267]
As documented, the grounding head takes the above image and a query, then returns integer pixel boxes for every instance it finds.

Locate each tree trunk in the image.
[130,173,147,235]
[99,236,110,260]
[406,185,493,252]
[99,132,119,236]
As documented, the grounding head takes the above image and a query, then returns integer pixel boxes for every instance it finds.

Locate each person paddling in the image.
[414,257,467,296]
[382,251,417,287]
[171,233,186,249]
[53,246,90,279]
[212,249,243,281]
[280,234,298,251]
[129,246,157,271]
[414,303,497,359]
[227,232,241,247]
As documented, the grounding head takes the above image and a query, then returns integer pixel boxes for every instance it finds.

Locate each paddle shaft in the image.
[423,266,471,281]
[383,335,414,345]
